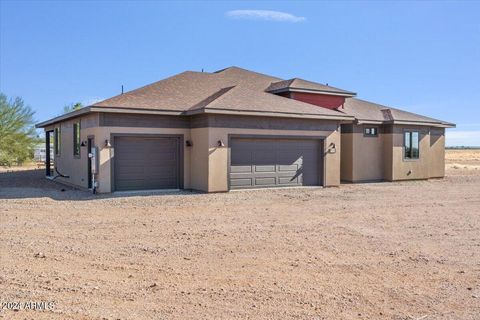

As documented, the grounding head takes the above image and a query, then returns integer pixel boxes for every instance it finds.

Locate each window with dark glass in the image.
[54,127,61,155]
[404,131,419,159]
[73,122,80,157]
[364,127,378,137]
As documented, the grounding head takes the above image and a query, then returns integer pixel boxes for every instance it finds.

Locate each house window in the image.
[364,127,378,137]
[54,127,61,155]
[73,122,80,157]
[404,131,419,159]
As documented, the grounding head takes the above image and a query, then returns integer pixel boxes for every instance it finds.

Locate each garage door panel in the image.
[144,160,177,168]
[146,170,176,178]
[230,178,253,187]
[230,165,252,173]
[278,176,300,185]
[255,177,276,186]
[230,137,321,189]
[278,164,300,172]
[254,165,276,172]
[114,136,180,191]
[120,179,177,190]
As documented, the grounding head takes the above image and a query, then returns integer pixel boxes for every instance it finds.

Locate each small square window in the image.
[364,127,378,137]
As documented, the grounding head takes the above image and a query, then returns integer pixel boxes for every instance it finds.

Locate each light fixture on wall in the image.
[217,139,225,147]
[80,141,87,147]
[186,140,193,147]
[105,139,112,148]
[329,142,336,154]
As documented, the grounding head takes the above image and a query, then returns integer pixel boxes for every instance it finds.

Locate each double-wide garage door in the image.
[114,136,180,191]
[230,137,322,189]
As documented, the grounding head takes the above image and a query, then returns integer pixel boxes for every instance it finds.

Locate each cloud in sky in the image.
[226,10,306,23]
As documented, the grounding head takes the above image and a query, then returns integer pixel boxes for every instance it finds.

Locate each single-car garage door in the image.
[229,137,322,189]
[114,136,181,191]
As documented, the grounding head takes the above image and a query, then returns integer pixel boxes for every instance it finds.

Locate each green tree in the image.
[63,102,83,114]
[0,93,40,166]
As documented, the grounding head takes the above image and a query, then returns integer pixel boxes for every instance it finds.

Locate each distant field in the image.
[445,149,480,168]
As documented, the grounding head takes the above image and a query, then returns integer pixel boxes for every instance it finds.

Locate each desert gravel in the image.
[0,150,479,319]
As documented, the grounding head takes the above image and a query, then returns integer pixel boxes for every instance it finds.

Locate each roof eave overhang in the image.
[388,120,456,128]
[35,106,184,128]
[355,119,384,125]
[36,107,92,128]
[354,119,455,128]
[36,105,356,128]
[268,88,356,97]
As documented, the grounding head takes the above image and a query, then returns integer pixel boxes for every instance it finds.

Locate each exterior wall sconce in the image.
[186,140,193,147]
[80,141,87,147]
[217,140,225,147]
[329,142,336,154]
[105,139,112,148]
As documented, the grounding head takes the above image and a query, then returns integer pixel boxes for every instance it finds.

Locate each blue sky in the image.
[1,1,479,146]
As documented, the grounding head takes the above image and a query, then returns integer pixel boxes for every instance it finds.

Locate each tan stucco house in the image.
[36,67,455,193]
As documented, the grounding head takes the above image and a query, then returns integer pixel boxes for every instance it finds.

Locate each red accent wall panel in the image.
[292,92,345,110]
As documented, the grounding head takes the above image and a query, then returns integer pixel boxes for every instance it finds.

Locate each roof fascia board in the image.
[36,107,184,128]
[37,105,354,128]
[355,119,384,125]
[89,107,183,116]
[356,119,455,128]
[389,120,455,128]
[35,107,92,128]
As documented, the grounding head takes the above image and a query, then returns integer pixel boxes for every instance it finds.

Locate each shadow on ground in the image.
[0,169,199,201]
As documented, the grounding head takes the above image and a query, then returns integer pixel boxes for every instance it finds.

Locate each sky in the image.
[1,1,479,146]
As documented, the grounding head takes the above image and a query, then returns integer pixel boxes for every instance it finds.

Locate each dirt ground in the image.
[1,150,479,320]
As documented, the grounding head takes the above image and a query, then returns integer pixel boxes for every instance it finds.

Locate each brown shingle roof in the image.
[36,66,454,128]
[92,67,354,119]
[342,98,455,127]
[266,78,356,96]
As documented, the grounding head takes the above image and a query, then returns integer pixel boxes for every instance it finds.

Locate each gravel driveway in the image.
[1,152,479,319]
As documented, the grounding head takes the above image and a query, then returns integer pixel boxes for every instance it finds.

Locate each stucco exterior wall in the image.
[190,128,209,192]
[340,124,446,182]
[340,132,353,181]
[382,130,394,181]
[353,132,384,182]
[341,125,384,182]
[391,128,429,180]
[45,113,447,193]
[44,113,101,190]
[389,125,446,181]
[43,114,341,193]
[428,129,446,178]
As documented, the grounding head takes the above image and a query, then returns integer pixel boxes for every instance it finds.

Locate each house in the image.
[36,67,455,193]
